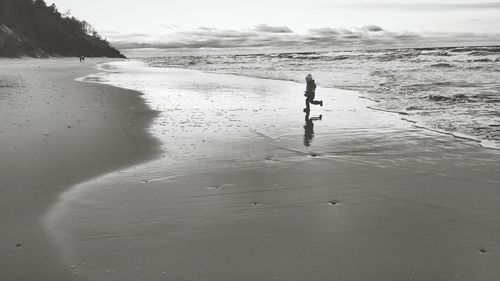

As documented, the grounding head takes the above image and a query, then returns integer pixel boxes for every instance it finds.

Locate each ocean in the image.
[136,45,500,149]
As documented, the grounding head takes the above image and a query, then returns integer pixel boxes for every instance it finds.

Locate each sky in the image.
[49,0,500,50]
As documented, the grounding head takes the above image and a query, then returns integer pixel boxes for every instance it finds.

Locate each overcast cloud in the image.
[105,24,500,51]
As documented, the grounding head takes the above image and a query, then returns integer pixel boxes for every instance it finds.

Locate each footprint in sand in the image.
[328,200,341,206]
[207,183,235,190]
[265,156,278,162]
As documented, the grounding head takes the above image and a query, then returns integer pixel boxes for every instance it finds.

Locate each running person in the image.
[304,74,323,112]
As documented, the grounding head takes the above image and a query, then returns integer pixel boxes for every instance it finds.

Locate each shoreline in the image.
[0,58,161,280]
[81,58,500,153]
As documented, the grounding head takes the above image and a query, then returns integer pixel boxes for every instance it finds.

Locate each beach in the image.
[2,59,500,281]
[0,58,159,280]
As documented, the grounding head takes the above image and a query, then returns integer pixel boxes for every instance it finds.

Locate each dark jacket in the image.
[305,79,316,96]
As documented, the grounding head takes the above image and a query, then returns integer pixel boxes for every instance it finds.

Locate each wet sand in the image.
[45,62,500,281]
[0,59,159,280]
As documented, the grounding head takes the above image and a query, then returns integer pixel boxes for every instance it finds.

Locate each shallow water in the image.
[142,46,500,148]
[45,61,500,281]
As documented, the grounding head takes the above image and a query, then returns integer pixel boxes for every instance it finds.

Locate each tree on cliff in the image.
[0,0,125,58]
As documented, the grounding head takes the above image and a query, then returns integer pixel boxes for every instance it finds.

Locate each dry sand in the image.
[0,58,159,280]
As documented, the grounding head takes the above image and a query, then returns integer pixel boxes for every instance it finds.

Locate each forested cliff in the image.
[0,0,125,58]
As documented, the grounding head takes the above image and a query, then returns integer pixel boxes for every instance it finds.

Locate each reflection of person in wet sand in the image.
[304,73,323,112]
[304,110,322,146]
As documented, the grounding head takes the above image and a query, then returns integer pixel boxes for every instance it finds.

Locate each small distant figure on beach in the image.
[304,73,323,112]
[79,55,85,62]
[304,110,322,146]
